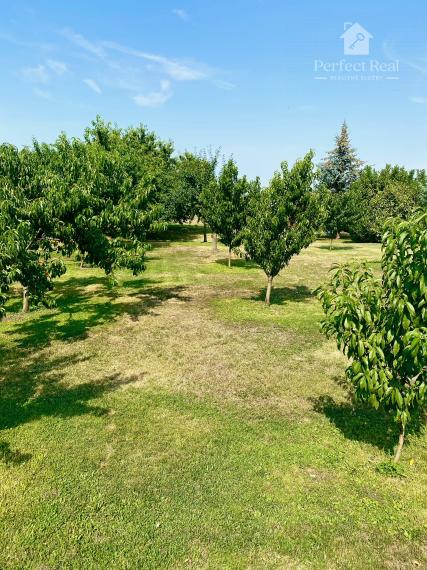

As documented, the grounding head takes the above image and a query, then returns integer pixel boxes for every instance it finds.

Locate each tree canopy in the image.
[346,165,426,242]
[0,118,168,313]
[318,211,427,461]
[243,151,321,303]
[200,159,250,266]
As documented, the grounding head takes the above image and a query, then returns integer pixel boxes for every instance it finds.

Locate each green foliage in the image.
[318,122,364,195]
[318,186,345,241]
[200,159,250,260]
[0,117,169,313]
[346,165,426,242]
[164,151,217,223]
[242,151,321,301]
[318,211,427,458]
[376,461,406,478]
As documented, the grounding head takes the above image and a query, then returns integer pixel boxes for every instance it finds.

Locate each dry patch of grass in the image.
[1,229,426,569]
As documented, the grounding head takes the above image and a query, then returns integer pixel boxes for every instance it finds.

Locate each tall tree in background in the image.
[243,152,321,304]
[319,121,364,193]
[319,122,364,237]
[200,159,249,267]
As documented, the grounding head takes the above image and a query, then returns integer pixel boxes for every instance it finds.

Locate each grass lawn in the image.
[0,225,426,569]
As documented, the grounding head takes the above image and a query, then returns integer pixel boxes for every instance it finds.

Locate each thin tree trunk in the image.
[80,259,84,268]
[329,238,333,251]
[212,233,218,252]
[203,223,207,243]
[335,231,340,240]
[393,424,405,463]
[228,247,232,268]
[265,275,273,305]
[22,287,29,313]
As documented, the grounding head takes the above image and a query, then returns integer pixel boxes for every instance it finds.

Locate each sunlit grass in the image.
[0,226,426,569]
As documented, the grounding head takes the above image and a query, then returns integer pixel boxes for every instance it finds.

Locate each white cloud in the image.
[62,28,105,57]
[133,79,172,107]
[410,96,427,104]
[22,64,49,83]
[173,8,189,21]
[33,88,52,99]
[0,31,53,51]
[83,78,102,94]
[213,79,236,90]
[102,41,210,81]
[47,59,68,75]
[383,40,427,75]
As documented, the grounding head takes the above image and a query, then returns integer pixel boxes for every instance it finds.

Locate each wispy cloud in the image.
[383,40,427,75]
[102,41,210,81]
[133,79,172,107]
[60,28,230,106]
[22,64,49,83]
[83,78,102,94]
[0,31,53,51]
[213,79,236,90]
[173,8,189,21]
[409,96,427,104]
[61,27,105,57]
[33,88,52,100]
[62,28,210,82]
[47,59,68,75]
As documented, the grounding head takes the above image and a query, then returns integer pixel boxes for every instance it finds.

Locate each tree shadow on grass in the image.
[148,224,206,245]
[0,441,32,465]
[214,258,259,270]
[2,275,190,352]
[312,393,426,455]
[317,245,356,251]
[252,285,313,306]
[0,352,142,432]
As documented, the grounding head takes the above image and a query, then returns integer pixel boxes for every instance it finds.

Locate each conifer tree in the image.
[319,121,364,193]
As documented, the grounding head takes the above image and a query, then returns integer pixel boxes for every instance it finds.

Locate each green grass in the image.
[1,226,426,569]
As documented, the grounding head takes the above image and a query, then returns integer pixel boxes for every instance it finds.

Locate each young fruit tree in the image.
[200,159,250,267]
[242,151,321,304]
[317,211,427,462]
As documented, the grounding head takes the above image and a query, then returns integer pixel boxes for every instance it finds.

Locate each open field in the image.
[0,226,426,569]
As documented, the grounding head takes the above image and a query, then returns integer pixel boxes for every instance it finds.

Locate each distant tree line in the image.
[318,121,426,245]
[1,116,426,316]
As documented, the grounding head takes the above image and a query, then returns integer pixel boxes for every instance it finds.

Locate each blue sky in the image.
[1,0,426,182]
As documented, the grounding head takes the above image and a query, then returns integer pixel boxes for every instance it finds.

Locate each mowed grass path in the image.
[0,226,426,569]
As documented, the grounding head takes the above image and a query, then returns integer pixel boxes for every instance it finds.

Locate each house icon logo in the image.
[340,22,373,55]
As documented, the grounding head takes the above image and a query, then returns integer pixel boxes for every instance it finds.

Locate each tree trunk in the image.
[335,232,340,240]
[265,275,273,305]
[329,238,333,251]
[22,287,29,313]
[228,247,232,268]
[393,424,405,463]
[203,223,207,243]
[212,233,218,252]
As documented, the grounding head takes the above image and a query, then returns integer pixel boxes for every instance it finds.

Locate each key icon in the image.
[349,32,365,50]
